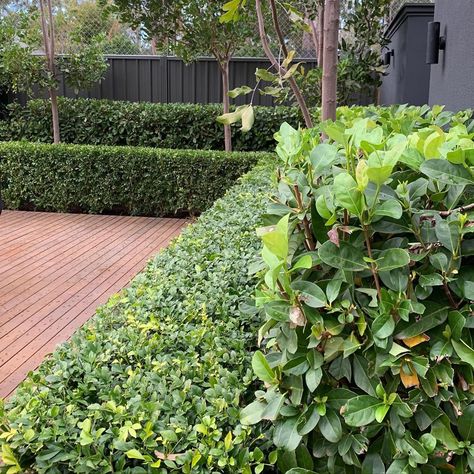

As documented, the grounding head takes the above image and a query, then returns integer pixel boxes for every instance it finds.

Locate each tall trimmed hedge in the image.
[0,141,271,216]
[0,163,272,473]
[0,98,305,151]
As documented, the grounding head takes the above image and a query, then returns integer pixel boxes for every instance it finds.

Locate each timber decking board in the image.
[0,210,186,398]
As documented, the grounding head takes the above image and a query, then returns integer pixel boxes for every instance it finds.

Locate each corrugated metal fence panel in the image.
[12,55,318,106]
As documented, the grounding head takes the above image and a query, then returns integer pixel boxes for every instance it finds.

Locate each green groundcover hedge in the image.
[0,161,273,473]
[0,141,271,216]
[0,98,305,152]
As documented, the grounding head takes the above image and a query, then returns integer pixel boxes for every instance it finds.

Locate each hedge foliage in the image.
[0,98,304,151]
[244,105,474,473]
[0,162,273,474]
[0,141,270,216]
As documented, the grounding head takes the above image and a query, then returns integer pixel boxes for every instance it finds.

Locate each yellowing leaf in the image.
[282,50,296,69]
[400,362,419,388]
[356,159,369,190]
[126,449,146,460]
[402,334,430,348]
[191,450,202,467]
[240,105,255,133]
[224,431,233,450]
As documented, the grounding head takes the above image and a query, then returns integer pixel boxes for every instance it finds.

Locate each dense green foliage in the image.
[0,11,108,96]
[0,98,304,152]
[0,141,268,216]
[0,162,273,474]
[244,104,474,473]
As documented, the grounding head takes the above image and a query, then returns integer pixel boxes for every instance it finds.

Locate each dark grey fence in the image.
[16,55,318,107]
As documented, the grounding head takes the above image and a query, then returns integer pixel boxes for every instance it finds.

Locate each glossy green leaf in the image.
[343,395,382,427]
[420,159,474,185]
[376,248,410,272]
[333,172,365,216]
[452,339,474,369]
[318,241,367,272]
[458,405,474,441]
[318,410,342,443]
[252,351,275,383]
[273,416,302,451]
[292,281,327,308]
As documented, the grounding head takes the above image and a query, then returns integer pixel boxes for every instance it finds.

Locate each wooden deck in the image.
[0,210,186,398]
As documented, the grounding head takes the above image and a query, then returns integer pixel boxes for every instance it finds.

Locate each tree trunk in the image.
[318,6,325,68]
[151,37,157,55]
[39,0,60,143]
[220,59,232,152]
[321,0,340,122]
[49,88,60,144]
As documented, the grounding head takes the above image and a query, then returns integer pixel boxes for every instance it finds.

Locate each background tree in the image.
[0,3,108,143]
[340,0,390,104]
[55,1,143,55]
[220,0,314,129]
[110,0,258,152]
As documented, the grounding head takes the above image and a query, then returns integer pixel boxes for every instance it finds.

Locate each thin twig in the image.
[420,202,474,218]
[294,184,316,250]
[443,280,458,309]
[439,202,474,217]
[363,225,382,300]
[269,0,289,57]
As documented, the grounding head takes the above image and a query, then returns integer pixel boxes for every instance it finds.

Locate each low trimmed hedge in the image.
[0,98,305,151]
[0,162,272,473]
[0,141,271,216]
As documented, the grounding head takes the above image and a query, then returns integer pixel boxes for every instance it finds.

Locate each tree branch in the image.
[269,0,288,57]
[439,202,474,217]
[255,0,313,128]
[443,280,458,309]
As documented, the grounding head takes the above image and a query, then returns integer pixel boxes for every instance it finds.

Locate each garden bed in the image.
[0,161,273,473]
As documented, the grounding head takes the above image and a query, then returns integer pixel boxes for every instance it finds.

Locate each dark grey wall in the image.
[380,4,434,106]
[429,0,474,110]
[16,56,317,107]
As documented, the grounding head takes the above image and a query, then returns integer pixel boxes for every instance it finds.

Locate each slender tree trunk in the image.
[321,0,340,122]
[220,59,232,152]
[255,0,313,128]
[49,88,60,143]
[151,37,157,55]
[318,6,325,68]
[39,0,60,143]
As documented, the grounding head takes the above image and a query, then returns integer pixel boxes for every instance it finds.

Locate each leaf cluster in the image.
[246,104,474,473]
[0,9,108,96]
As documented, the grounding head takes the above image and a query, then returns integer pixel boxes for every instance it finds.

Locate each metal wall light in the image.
[426,21,446,64]
[383,49,394,66]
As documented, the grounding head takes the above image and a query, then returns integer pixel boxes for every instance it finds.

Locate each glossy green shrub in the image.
[0,141,270,216]
[0,162,273,473]
[0,98,305,151]
[245,110,474,473]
